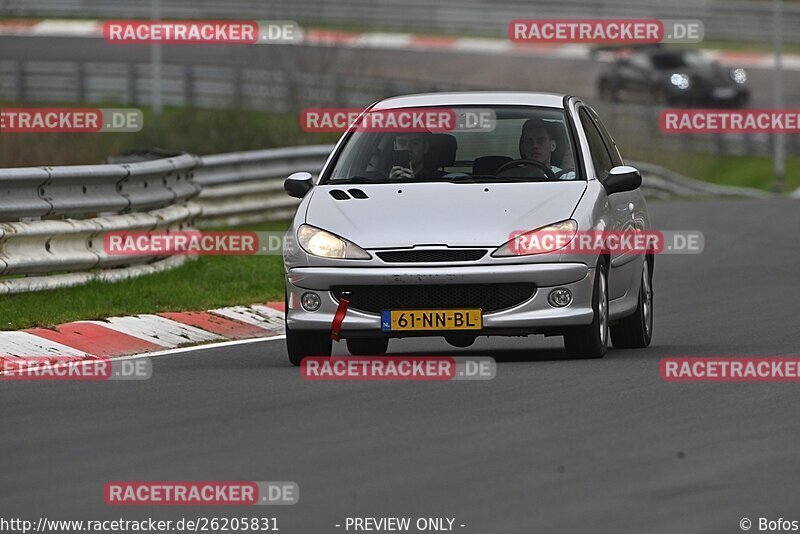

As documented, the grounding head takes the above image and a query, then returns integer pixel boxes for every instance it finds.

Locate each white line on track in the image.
[0,334,286,376]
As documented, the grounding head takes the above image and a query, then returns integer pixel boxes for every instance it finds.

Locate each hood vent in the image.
[329,189,350,200]
[348,188,369,199]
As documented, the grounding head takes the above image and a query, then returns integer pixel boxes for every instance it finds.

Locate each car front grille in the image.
[331,283,536,313]
[376,249,487,263]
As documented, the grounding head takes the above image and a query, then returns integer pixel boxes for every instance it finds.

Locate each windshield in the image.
[322,106,580,184]
[651,51,708,70]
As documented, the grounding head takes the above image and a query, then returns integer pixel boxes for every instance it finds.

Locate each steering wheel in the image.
[495,159,557,181]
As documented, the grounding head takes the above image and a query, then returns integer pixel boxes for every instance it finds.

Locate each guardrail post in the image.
[14,60,25,102]
[127,63,138,106]
[646,106,657,146]
[789,130,798,160]
[184,65,195,108]
[76,61,86,103]
[714,134,724,156]
[233,67,243,108]
[330,75,341,106]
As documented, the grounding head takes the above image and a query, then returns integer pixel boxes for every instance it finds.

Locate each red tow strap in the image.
[331,298,349,341]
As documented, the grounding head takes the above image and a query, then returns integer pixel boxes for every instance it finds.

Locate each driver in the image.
[519,118,576,180]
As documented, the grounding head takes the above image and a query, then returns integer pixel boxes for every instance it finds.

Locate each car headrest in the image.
[472,155,513,176]
[428,133,457,168]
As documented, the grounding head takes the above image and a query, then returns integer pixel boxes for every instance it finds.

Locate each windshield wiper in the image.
[447,174,496,183]
[447,175,548,183]
[328,176,375,184]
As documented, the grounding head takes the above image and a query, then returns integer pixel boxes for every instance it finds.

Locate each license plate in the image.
[381,309,482,332]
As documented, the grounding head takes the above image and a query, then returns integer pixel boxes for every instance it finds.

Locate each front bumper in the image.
[285,263,596,337]
[670,85,749,106]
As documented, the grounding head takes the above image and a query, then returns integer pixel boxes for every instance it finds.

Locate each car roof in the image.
[645,48,692,57]
[371,91,568,110]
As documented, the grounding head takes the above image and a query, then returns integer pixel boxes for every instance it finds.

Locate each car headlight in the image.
[492,219,578,257]
[297,224,371,259]
[731,68,747,84]
[670,73,690,90]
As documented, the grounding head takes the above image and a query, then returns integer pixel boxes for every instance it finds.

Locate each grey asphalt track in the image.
[2,198,800,533]
[0,36,797,107]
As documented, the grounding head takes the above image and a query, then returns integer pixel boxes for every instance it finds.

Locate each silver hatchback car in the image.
[282,92,654,365]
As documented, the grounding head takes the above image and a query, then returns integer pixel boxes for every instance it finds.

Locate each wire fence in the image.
[2,0,797,44]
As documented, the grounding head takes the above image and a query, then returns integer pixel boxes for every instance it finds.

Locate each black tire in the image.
[286,328,332,366]
[284,290,332,366]
[346,338,389,356]
[563,262,609,359]
[611,258,653,349]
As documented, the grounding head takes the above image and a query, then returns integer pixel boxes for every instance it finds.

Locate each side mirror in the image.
[284,172,314,198]
[602,165,641,195]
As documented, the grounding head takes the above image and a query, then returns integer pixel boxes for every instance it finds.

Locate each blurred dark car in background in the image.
[597,47,750,107]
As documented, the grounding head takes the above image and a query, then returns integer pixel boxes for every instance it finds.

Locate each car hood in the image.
[304,182,587,248]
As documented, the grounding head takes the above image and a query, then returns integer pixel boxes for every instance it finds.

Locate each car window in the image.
[323,106,581,184]
[587,108,623,166]
[579,108,614,179]
[650,51,706,70]
[628,53,651,70]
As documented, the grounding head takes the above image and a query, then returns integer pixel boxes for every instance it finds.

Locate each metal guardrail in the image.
[194,145,775,225]
[0,143,775,295]
[192,146,776,230]
[0,154,201,294]
[194,145,331,227]
[2,0,798,44]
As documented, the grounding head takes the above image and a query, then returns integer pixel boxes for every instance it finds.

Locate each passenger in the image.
[389,133,445,179]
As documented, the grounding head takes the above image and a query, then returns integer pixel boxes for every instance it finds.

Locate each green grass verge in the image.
[631,149,800,192]
[0,221,289,331]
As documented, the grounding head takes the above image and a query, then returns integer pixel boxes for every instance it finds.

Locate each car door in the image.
[577,107,637,300]
[588,107,648,229]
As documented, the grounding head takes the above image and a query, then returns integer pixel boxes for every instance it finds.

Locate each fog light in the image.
[548,288,572,308]
[301,292,321,311]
